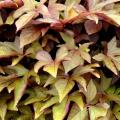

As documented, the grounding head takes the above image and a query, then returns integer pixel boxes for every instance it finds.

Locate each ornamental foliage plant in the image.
[1,0,120,120]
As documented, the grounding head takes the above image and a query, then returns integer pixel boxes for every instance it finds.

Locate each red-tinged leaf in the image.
[53,97,70,120]
[55,46,68,62]
[84,20,102,35]
[43,62,59,78]
[14,77,27,107]
[20,27,41,48]
[55,79,75,102]
[36,50,53,62]
[15,11,36,31]
[104,56,118,75]
[14,0,23,7]
[86,14,99,24]
[96,12,120,27]
[0,0,18,9]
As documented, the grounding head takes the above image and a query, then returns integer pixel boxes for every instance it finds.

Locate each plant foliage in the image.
[0,0,120,120]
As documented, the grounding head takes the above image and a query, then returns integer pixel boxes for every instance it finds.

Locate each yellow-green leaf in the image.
[33,102,44,119]
[0,103,7,120]
[55,79,75,102]
[14,77,27,107]
[40,96,59,111]
[85,80,97,103]
[53,97,69,120]
[89,104,109,120]
[43,62,59,78]
[69,92,84,110]
[67,104,88,120]
[63,52,84,73]
[55,46,68,62]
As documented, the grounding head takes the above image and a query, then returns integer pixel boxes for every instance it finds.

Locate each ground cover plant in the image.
[1,0,120,120]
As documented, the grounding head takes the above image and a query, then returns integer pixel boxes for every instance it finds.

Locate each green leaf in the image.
[79,42,92,63]
[0,103,7,120]
[44,76,56,87]
[11,56,23,66]
[5,14,14,25]
[14,76,28,107]
[113,104,120,120]
[33,102,44,119]
[85,80,97,103]
[43,62,59,78]
[63,52,84,73]
[7,64,28,76]
[53,97,69,120]
[40,96,59,111]
[89,104,109,120]
[55,46,68,62]
[24,87,47,105]
[100,73,112,91]
[7,82,15,93]
[0,45,17,58]
[60,32,75,49]
[69,92,84,110]
[74,76,87,91]
[55,79,75,102]
[67,104,88,120]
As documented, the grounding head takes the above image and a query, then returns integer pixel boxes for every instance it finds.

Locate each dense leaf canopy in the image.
[0,0,120,120]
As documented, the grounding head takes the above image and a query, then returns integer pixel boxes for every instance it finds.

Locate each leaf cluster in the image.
[0,0,120,120]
